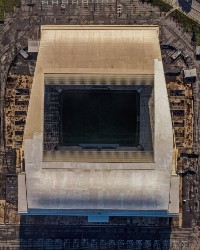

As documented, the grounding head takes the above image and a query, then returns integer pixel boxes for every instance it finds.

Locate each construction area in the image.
[5,75,32,149]
[167,77,193,149]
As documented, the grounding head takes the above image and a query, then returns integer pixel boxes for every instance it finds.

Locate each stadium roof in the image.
[19,25,179,217]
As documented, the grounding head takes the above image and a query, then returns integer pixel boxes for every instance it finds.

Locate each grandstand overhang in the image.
[18,26,179,218]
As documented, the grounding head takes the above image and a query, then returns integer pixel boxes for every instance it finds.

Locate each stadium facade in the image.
[18,25,179,221]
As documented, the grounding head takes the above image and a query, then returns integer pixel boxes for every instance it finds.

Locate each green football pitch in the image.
[60,89,140,147]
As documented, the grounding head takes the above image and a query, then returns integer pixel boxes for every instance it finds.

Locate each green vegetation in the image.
[60,90,140,146]
[142,0,172,12]
[0,0,21,22]
[151,0,172,12]
[171,10,200,45]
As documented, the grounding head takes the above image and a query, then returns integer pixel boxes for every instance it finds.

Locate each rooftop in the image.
[183,68,197,78]
[196,46,200,55]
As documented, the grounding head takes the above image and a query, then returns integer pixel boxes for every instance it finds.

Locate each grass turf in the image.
[60,90,140,147]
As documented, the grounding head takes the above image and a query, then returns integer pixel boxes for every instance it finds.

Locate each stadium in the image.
[43,82,152,162]
[18,25,179,221]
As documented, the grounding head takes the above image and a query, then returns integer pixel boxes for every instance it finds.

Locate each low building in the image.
[28,40,40,53]
[196,46,200,60]
[170,50,181,61]
[19,49,29,59]
[183,68,197,81]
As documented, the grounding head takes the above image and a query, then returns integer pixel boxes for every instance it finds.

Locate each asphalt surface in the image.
[171,0,200,22]
[0,224,198,249]
[0,224,172,249]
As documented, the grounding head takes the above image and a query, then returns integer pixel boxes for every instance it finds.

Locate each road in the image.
[0,224,170,249]
[170,0,200,22]
[186,0,200,21]
[0,224,198,249]
[0,224,199,249]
